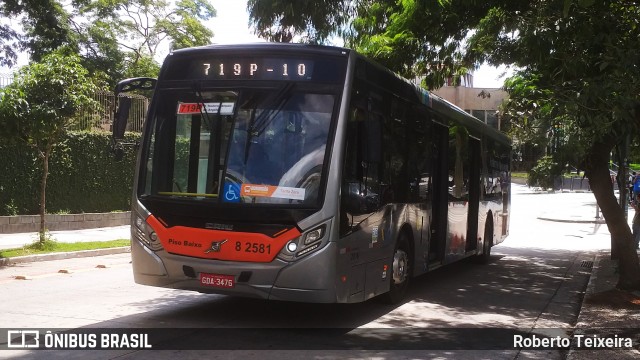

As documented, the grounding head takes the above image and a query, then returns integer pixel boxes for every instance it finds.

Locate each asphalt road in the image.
[0,187,612,359]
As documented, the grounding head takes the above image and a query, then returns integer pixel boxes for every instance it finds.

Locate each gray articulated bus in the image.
[113,43,511,304]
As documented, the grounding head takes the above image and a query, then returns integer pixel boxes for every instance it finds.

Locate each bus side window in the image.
[382,98,408,204]
[409,107,432,203]
[341,106,381,216]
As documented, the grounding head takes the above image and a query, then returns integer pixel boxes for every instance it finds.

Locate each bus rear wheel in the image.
[380,233,411,304]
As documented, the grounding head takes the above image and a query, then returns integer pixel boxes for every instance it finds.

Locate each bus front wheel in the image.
[380,233,411,304]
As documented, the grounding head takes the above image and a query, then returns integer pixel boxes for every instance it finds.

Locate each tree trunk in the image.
[586,140,640,291]
[38,149,50,244]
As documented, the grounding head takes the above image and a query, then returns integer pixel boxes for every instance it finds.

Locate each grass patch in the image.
[512,171,585,180]
[0,239,130,258]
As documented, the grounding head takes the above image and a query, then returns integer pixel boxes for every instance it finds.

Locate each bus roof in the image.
[168,42,351,58]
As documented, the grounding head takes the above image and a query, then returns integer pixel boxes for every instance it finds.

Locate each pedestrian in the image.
[631,193,640,249]
[634,172,640,201]
[629,171,636,202]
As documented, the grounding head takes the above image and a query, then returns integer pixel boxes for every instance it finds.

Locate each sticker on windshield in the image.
[241,184,306,201]
[177,102,235,115]
[222,182,241,203]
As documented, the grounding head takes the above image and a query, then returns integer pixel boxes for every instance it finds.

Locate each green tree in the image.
[249,0,640,290]
[1,0,216,85]
[478,1,640,290]
[501,73,584,173]
[73,0,216,83]
[0,50,97,244]
[247,0,351,43]
[0,0,73,66]
[0,24,21,68]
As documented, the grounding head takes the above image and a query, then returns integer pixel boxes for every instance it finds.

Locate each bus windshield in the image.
[141,84,336,207]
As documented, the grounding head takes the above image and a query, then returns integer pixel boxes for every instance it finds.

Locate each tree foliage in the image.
[1,0,216,86]
[71,0,216,84]
[247,0,351,43]
[0,50,98,242]
[0,0,72,67]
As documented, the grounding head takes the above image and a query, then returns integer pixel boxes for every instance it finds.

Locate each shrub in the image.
[0,131,140,215]
[527,155,562,189]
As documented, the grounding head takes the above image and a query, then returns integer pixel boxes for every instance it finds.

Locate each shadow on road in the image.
[15,248,593,355]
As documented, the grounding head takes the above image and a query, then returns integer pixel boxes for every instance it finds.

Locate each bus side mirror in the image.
[112,77,157,140]
[110,77,157,159]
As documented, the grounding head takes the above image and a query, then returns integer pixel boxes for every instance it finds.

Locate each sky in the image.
[2,0,510,88]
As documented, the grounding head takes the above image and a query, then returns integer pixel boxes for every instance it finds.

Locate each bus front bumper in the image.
[131,236,338,303]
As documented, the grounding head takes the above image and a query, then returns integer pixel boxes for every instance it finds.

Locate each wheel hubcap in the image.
[392,249,408,285]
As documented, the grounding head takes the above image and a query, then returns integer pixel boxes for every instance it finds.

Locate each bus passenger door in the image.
[428,122,449,266]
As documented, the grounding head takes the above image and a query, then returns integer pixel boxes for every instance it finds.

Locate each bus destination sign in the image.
[165,54,346,83]
[201,59,314,81]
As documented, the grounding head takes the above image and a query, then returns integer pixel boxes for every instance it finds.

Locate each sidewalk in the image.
[567,251,640,359]
[515,185,640,356]
[0,225,131,265]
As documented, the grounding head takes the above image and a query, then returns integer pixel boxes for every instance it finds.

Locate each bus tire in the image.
[380,232,411,304]
[476,219,493,264]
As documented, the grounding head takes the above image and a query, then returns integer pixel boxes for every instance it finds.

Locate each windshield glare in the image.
[142,86,335,207]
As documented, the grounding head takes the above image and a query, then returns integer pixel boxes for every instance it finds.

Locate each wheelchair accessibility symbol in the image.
[223,182,240,202]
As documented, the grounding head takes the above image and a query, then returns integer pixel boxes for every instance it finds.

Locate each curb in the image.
[516,190,593,196]
[0,246,131,267]
[537,216,606,224]
[566,252,601,359]
[581,252,601,311]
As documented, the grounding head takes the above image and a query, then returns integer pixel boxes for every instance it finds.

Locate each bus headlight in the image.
[277,224,327,261]
[133,213,163,251]
[287,242,298,252]
[303,225,325,244]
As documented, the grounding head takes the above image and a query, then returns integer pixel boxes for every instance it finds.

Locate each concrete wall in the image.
[0,212,131,234]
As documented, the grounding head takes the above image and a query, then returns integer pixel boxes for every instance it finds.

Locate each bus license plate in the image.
[199,273,235,288]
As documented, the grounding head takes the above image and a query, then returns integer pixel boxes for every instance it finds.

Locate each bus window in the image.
[448,125,470,200]
[408,106,432,203]
[342,106,381,216]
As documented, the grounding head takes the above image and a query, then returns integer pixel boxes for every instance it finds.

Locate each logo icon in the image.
[204,239,228,253]
[7,330,40,348]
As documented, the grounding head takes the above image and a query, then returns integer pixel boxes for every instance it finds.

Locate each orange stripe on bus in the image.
[146,215,300,263]
[272,228,290,237]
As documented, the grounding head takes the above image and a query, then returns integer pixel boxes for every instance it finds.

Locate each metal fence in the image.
[0,73,14,88]
[76,91,148,132]
[1,73,148,132]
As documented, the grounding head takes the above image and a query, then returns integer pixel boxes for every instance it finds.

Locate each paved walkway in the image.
[515,185,640,357]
